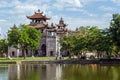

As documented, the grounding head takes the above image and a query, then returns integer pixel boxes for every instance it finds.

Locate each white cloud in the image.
[49,14,110,30]
[72,0,82,7]
[12,5,39,14]
[102,13,112,18]
[0,28,1,32]
[99,6,114,12]
[80,0,109,5]
[0,0,115,38]
[0,0,52,29]
[0,1,9,8]
[0,19,11,28]
[62,0,82,7]
[68,17,110,29]
[79,9,97,17]
[66,8,96,17]
[0,19,11,38]
[0,19,7,22]
[0,0,51,15]
[112,0,120,3]
[111,0,120,6]
[53,0,82,10]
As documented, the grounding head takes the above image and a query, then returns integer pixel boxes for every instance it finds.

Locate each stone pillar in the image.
[56,36,62,60]
[16,49,19,57]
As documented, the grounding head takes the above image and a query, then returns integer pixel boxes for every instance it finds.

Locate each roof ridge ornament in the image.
[38,9,40,13]
[51,23,54,26]
[61,17,63,20]
[59,17,64,24]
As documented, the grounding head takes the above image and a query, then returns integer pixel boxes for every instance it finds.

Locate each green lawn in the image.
[0,57,56,62]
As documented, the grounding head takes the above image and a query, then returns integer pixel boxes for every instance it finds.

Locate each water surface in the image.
[0,64,120,80]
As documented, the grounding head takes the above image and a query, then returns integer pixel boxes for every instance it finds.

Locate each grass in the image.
[0,57,56,62]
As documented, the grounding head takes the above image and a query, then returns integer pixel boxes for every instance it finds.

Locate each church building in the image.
[8,10,68,57]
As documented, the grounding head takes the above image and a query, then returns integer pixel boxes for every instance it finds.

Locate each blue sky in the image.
[0,0,120,38]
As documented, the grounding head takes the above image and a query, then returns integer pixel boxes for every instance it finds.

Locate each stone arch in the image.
[12,51,15,56]
[41,44,46,56]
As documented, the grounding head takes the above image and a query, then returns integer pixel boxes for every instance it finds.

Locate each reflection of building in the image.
[8,10,69,57]
[8,64,62,80]
[56,64,62,80]
[0,66,8,80]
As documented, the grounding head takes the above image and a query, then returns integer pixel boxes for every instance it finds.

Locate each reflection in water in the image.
[56,64,62,80]
[8,64,62,80]
[62,64,120,80]
[0,64,120,80]
[0,65,8,80]
[17,64,20,80]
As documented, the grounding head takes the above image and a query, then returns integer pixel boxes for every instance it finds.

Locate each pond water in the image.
[0,64,120,80]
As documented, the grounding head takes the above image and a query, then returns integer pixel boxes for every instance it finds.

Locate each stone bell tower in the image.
[27,10,57,56]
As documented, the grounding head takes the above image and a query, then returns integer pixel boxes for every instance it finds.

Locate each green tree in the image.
[7,24,20,48]
[109,14,120,53]
[7,24,41,59]
[72,34,86,55]
[60,26,114,59]
[77,26,101,52]
[0,39,8,55]
[78,26,90,36]
[86,26,100,51]
[60,35,75,58]
[76,26,91,52]
[79,26,113,58]
[19,24,41,59]
[95,29,113,58]
[85,26,113,58]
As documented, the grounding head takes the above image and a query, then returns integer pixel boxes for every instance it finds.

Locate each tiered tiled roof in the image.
[56,24,67,27]
[28,22,47,29]
[56,17,67,28]
[27,10,50,20]
[28,22,56,29]
[27,10,70,34]
[56,29,68,34]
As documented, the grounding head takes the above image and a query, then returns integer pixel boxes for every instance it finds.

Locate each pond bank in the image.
[0,59,120,64]
[21,59,120,64]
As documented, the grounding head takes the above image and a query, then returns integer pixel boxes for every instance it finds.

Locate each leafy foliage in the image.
[7,24,42,59]
[7,24,20,48]
[0,39,8,54]
[19,24,41,50]
[109,14,120,52]
[60,26,113,58]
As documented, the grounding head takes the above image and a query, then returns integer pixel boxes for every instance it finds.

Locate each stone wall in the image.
[46,36,57,56]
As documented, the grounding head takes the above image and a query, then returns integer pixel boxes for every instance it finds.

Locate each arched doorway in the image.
[12,51,15,56]
[41,44,46,56]
[50,51,53,56]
